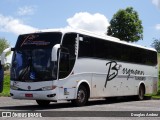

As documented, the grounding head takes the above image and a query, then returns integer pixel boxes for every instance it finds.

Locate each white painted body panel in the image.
[73,58,158,98]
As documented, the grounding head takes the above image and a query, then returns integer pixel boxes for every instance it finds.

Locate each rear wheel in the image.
[138,85,145,100]
[71,85,88,107]
[36,100,50,106]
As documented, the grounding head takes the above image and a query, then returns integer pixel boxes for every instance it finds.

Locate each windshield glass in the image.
[11,32,62,82]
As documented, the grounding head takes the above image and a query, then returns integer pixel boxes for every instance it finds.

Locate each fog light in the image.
[10,93,13,96]
[10,85,19,90]
[47,94,56,97]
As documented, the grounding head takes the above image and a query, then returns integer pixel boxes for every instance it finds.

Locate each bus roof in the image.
[29,28,157,52]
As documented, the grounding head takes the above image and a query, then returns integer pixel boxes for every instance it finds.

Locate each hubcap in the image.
[77,90,85,103]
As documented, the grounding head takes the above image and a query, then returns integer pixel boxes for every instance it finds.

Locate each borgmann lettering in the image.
[105,61,118,88]
[122,68,144,80]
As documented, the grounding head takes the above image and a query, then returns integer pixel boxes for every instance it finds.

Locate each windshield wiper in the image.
[18,65,30,81]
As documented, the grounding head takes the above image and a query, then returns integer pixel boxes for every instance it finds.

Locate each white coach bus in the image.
[9,29,158,106]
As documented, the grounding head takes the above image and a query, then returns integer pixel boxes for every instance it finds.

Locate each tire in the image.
[36,100,50,106]
[71,85,88,107]
[138,85,145,100]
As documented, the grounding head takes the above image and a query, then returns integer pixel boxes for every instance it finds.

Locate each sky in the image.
[0,0,160,49]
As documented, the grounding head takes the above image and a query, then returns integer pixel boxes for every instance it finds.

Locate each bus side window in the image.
[59,33,77,79]
[59,49,70,79]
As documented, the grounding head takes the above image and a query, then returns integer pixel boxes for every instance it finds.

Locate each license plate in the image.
[25,94,33,97]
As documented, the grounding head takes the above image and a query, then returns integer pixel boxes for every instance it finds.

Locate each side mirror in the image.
[1,48,11,65]
[51,44,61,61]
[11,48,15,51]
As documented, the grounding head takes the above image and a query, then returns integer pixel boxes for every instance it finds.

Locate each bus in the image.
[9,29,158,106]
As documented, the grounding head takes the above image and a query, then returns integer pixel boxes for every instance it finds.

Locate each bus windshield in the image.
[11,32,62,82]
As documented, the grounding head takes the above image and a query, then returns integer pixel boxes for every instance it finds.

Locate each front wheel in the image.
[71,85,88,107]
[36,100,50,106]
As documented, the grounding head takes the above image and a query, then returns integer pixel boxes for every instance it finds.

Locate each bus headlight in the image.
[10,85,19,90]
[41,86,57,91]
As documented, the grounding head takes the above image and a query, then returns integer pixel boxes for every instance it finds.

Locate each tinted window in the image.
[59,33,77,79]
[78,35,157,66]
[15,32,62,50]
[78,35,93,57]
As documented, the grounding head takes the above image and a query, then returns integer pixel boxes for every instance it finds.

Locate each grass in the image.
[151,96,160,99]
[0,71,10,97]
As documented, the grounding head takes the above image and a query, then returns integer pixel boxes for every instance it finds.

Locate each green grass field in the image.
[0,71,10,96]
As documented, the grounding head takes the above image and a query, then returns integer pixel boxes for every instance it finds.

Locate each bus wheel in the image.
[72,85,88,107]
[36,100,50,106]
[138,85,145,100]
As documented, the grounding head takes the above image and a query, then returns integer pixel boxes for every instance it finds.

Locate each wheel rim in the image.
[77,89,85,103]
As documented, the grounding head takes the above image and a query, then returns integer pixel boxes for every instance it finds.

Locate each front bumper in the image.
[10,89,58,101]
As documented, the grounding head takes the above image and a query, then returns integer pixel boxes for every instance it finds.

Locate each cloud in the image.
[152,0,160,9]
[155,24,160,30]
[67,12,110,33]
[17,6,36,16]
[0,14,37,35]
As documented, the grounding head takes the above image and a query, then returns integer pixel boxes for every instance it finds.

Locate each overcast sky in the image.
[0,0,160,48]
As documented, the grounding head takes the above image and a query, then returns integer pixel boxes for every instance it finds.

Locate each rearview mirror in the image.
[51,44,61,61]
[1,48,11,65]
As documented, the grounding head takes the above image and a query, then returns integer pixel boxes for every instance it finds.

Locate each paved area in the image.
[0,97,160,120]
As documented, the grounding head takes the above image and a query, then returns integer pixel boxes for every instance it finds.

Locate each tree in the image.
[107,7,143,42]
[0,38,10,55]
[151,38,160,52]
